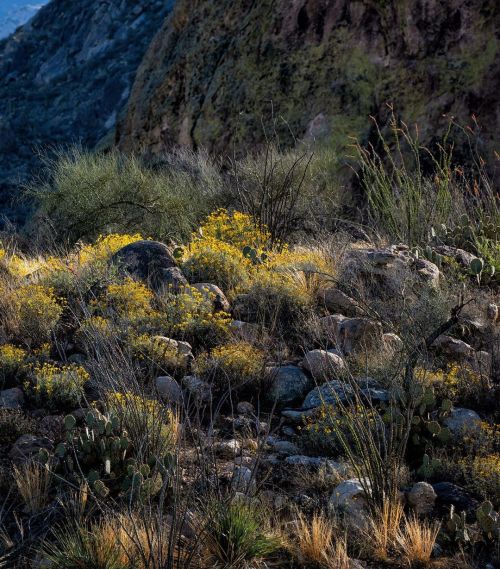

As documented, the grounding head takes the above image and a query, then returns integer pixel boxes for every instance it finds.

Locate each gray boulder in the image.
[112,240,186,292]
[444,408,481,436]
[301,349,346,383]
[0,387,24,409]
[407,481,436,515]
[155,375,183,404]
[267,365,313,408]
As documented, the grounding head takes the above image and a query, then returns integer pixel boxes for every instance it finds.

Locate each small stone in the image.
[0,387,24,409]
[407,481,436,515]
[486,303,498,323]
[214,439,241,459]
[155,375,183,404]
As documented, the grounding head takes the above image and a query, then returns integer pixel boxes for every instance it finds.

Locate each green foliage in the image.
[39,409,170,502]
[29,148,223,244]
[202,499,280,566]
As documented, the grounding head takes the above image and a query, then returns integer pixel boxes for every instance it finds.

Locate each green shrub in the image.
[202,499,280,567]
[29,148,223,244]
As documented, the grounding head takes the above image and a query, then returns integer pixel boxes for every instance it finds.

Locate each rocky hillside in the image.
[0,0,174,222]
[118,0,499,161]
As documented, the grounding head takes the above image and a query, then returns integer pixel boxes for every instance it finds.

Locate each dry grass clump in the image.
[395,515,441,568]
[290,511,350,569]
[363,498,404,561]
[13,461,52,515]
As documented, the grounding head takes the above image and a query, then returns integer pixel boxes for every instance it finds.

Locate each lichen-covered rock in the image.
[112,240,184,291]
[191,282,230,311]
[444,407,481,436]
[0,387,24,409]
[407,481,437,515]
[267,365,313,408]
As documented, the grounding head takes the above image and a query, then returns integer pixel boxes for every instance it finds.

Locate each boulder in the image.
[444,408,481,436]
[192,283,230,312]
[340,317,384,355]
[267,365,313,408]
[0,387,24,409]
[432,482,479,519]
[155,375,183,404]
[9,434,53,461]
[414,258,440,286]
[152,336,193,360]
[111,240,185,291]
[301,349,346,383]
[318,287,361,316]
[407,481,436,515]
[319,314,346,343]
[432,335,474,360]
[302,380,353,409]
[329,478,371,527]
[266,438,300,456]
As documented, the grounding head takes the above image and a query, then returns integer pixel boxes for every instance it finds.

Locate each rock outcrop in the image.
[118,0,499,173]
[0,0,175,222]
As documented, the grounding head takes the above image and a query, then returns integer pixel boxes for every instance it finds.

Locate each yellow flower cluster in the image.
[101,278,153,320]
[197,209,271,251]
[0,247,45,279]
[128,333,186,373]
[76,234,143,267]
[107,391,178,456]
[195,341,264,387]
[0,344,27,379]
[415,364,483,402]
[11,284,63,344]
[161,286,231,343]
[29,362,89,409]
[459,453,500,503]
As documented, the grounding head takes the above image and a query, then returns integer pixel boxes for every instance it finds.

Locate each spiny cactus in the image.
[476,501,500,542]
[446,505,471,545]
[242,246,268,265]
[417,453,442,479]
[39,409,171,502]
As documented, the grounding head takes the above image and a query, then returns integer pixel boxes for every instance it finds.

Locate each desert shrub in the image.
[355,112,498,248]
[158,286,231,349]
[0,409,36,445]
[106,391,178,459]
[97,278,154,322]
[415,364,489,408]
[9,284,63,345]
[27,362,89,410]
[452,454,500,506]
[201,499,280,567]
[128,333,187,377]
[241,271,312,342]
[194,342,265,389]
[75,316,116,354]
[0,343,27,386]
[29,147,223,244]
[42,513,176,569]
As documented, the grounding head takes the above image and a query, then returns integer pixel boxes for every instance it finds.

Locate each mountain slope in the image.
[117,0,499,165]
[0,2,48,40]
[0,0,174,222]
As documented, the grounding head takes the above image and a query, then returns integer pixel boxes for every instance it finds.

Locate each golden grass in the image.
[13,461,52,515]
[292,512,350,569]
[396,515,441,568]
[364,498,404,561]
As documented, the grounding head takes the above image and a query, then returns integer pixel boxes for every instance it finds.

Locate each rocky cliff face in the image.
[0,0,174,221]
[118,0,499,166]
